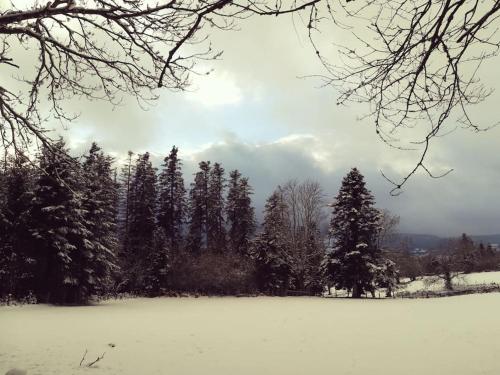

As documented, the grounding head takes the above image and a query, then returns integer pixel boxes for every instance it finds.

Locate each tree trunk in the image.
[352,283,362,298]
[444,272,453,291]
[386,287,392,298]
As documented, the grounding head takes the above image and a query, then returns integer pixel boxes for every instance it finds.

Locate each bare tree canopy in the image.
[315,0,500,193]
[280,179,325,290]
[377,209,400,250]
[0,0,320,152]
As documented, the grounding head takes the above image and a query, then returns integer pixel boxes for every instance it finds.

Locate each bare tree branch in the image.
[0,0,322,154]
[312,0,500,191]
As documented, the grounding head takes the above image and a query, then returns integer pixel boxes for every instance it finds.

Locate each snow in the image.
[2,294,500,375]
[399,271,500,293]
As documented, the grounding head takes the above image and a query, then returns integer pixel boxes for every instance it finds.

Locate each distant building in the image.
[411,248,428,256]
[490,243,499,251]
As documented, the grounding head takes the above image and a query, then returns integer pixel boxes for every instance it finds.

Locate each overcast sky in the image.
[36,12,500,237]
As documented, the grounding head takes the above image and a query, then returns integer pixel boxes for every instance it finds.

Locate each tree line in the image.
[386,233,500,291]
[6,141,486,303]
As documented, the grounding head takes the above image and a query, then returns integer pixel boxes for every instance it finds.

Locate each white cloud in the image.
[7,4,497,236]
[185,70,243,108]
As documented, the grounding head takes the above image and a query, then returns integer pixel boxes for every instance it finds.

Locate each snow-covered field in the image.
[399,270,500,293]
[2,294,500,375]
[325,271,500,297]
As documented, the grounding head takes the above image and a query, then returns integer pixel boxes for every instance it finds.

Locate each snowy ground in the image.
[399,270,500,293]
[326,271,500,298]
[2,294,500,375]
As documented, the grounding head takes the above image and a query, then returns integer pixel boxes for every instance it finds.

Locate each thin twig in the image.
[87,352,106,368]
[79,349,88,367]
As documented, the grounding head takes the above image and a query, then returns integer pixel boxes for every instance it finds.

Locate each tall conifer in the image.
[323,168,381,298]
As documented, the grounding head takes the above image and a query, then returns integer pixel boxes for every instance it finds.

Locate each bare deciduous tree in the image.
[0,0,321,153]
[377,208,400,250]
[280,179,325,291]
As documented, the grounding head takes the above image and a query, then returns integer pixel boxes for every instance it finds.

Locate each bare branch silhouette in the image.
[313,0,500,190]
[0,0,321,154]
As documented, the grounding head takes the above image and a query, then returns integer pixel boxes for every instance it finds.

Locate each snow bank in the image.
[1,295,500,375]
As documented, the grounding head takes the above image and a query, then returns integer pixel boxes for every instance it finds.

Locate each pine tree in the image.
[144,228,171,296]
[207,162,226,253]
[81,143,119,297]
[323,168,381,298]
[226,170,256,255]
[124,152,157,291]
[30,140,93,303]
[374,258,398,297]
[186,161,210,255]
[0,156,36,298]
[0,166,7,297]
[455,233,476,273]
[252,189,290,295]
[157,146,186,254]
[118,151,135,258]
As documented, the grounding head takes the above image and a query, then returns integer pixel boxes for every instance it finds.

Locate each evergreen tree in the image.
[323,168,381,298]
[186,161,210,255]
[226,170,256,255]
[252,189,290,294]
[207,162,226,253]
[124,152,157,291]
[30,140,93,303]
[118,151,135,258]
[157,146,186,254]
[455,233,476,273]
[374,258,398,297]
[0,166,7,296]
[81,143,119,296]
[0,156,36,298]
[144,228,171,296]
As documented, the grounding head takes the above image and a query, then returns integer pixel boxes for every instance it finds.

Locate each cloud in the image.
[184,70,244,108]
[3,2,499,236]
[174,130,500,237]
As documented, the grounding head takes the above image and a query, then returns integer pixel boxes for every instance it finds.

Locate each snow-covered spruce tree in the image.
[251,189,291,295]
[0,157,36,299]
[157,146,186,255]
[144,228,171,296]
[30,140,93,304]
[323,168,382,298]
[117,151,135,261]
[81,143,119,297]
[124,152,157,292]
[226,170,256,256]
[374,258,398,297]
[207,162,227,253]
[454,233,476,273]
[0,167,7,297]
[186,161,210,255]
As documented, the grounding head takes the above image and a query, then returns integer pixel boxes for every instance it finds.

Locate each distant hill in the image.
[394,233,443,250]
[470,234,500,246]
[388,233,500,252]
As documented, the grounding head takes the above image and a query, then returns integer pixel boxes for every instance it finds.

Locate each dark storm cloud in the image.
[178,132,500,237]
